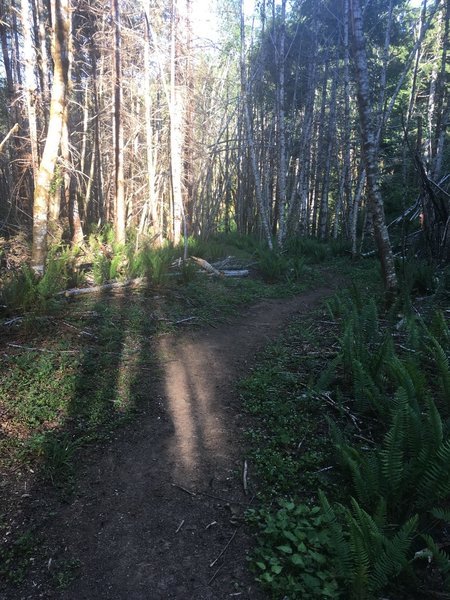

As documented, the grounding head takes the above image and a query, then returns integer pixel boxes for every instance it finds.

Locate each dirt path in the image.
[4,287,334,600]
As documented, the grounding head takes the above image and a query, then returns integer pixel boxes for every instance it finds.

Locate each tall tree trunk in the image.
[112,0,126,245]
[276,0,287,247]
[311,60,329,237]
[170,0,185,246]
[350,0,398,294]
[142,6,160,242]
[240,1,272,249]
[31,0,70,274]
[20,0,40,182]
[319,66,337,240]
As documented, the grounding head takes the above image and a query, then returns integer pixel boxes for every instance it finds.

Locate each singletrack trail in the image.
[4,286,334,600]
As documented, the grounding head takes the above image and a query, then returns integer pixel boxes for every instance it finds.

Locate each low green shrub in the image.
[248,501,340,599]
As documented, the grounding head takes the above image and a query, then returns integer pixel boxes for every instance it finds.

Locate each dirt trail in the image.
[4,287,334,600]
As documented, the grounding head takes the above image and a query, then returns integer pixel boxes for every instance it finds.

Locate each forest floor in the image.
[0,269,339,599]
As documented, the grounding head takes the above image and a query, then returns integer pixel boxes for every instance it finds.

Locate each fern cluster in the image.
[250,285,450,599]
[323,293,450,597]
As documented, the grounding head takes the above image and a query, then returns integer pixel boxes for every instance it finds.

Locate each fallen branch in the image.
[57,277,146,298]
[171,483,196,497]
[191,256,222,276]
[174,316,198,325]
[208,564,224,585]
[243,459,248,495]
[7,343,80,354]
[222,270,249,277]
[209,530,237,568]
[175,519,185,533]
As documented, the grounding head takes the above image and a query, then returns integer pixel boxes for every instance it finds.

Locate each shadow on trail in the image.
[0,281,175,595]
[0,276,320,598]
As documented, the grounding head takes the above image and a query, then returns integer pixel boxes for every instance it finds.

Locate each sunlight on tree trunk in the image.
[31,0,70,275]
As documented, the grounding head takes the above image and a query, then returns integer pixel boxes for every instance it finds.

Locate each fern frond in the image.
[319,492,353,578]
[417,438,450,506]
[369,334,394,385]
[424,397,444,450]
[353,359,383,415]
[430,507,450,524]
[361,298,379,345]
[421,534,450,582]
[347,513,371,597]
[388,357,419,410]
[428,335,450,407]
[430,310,450,346]
[380,407,406,494]
[369,515,418,593]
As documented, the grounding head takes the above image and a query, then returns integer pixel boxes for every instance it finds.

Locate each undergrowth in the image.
[242,260,450,599]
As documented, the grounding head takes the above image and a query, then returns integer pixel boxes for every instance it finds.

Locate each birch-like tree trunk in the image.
[112,0,126,244]
[141,6,160,242]
[240,2,272,249]
[31,0,70,274]
[319,66,337,240]
[276,0,287,247]
[350,0,398,293]
[170,0,185,246]
[20,0,40,182]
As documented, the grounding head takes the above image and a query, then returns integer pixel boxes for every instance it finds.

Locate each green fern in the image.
[431,310,450,343]
[352,359,387,417]
[428,335,450,407]
[421,534,450,588]
[369,515,418,593]
[380,406,406,496]
[414,437,450,509]
[387,357,419,411]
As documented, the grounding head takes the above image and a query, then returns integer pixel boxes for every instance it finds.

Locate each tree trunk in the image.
[319,66,337,240]
[170,0,185,246]
[31,0,70,274]
[349,0,398,294]
[276,0,287,247]
[112,0,126,245]
[20,0,40,182]
[142,7,160,242]
[240,2,272,249]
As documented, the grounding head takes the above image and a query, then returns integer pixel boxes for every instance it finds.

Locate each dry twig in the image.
[209,530,237,568]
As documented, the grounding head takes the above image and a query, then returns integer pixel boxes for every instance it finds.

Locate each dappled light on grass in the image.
[159,337,226,476]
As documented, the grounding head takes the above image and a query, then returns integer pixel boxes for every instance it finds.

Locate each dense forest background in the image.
[0,0,448,291]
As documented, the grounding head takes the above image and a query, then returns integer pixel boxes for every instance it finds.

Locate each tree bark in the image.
[20,0,40,182]
[275,0,287,247]
[31,0,70,274]
[112,0,126,245]
[170,0,185,246]
[240,2,272,249]
[349,0,398,294]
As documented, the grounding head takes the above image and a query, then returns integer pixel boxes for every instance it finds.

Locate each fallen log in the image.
[57,277,146,298]
[191,256,222,276]
[222,270,249,277]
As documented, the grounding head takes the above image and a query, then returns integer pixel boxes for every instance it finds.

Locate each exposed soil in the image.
[1,286,335,600]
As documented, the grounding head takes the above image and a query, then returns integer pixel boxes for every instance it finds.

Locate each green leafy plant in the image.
[320,492,418,600]
[248,500,341,599]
